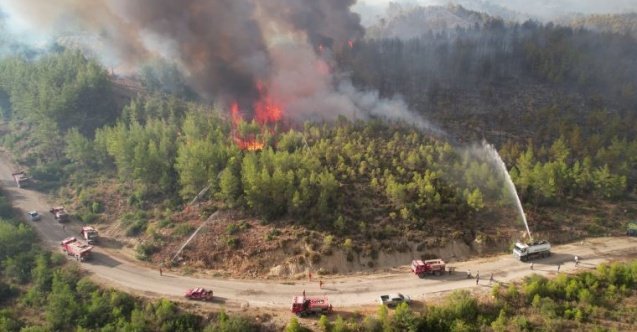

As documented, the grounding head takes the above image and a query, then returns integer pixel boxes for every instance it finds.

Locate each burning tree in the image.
[230,84,283,151]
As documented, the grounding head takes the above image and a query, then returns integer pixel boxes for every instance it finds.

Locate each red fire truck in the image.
[411,259,446,277]
[60,237,93,262]
[291,295,333,317]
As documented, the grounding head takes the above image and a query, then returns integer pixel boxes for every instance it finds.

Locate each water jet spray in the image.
[482,141,532,241]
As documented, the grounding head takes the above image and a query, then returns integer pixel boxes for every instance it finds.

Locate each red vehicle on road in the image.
[60,237,93,262]
[411,259,446,277]
[184,288,213,301]
[291,295,333,317]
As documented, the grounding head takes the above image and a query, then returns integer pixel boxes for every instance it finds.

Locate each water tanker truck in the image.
[291,295,333,317]
[512,240,551,261]
[60,237,93,262]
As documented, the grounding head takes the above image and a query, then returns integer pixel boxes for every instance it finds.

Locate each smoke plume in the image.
[0,0,439,134]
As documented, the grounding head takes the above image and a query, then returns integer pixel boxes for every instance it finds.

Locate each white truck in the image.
[378,293,411,307]
[12,171,30,188]
[512,240,551,261]
[80,226,98,245]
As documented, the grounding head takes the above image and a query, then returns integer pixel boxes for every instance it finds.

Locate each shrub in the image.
[318,315,331,332]
[173,224,195,238]
[491,283,501,299]
[225,223,239,235]
[135,241,159,261]
[0,281,18,301]
[343,238,353,251]
[126,220,147,237]
[226,236,240,249]
[285,317,303,332]
[323,235,334,248]
[362,316,382,332]
[265,229,281,241]
[158,219,173,228]
[90,201,104,213]
[50,253,67,266]
[513,315,530,331]
[445,290,478,322]
[79,211,98,224]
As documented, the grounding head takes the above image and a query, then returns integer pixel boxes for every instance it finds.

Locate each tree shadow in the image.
[90,251,122,268]
[98,237,124,250]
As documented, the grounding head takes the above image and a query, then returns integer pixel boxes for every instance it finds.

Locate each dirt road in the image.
[2,155,636,311]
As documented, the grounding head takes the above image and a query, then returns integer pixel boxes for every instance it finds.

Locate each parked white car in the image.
[27,210,41,221]
[378,293,411,307]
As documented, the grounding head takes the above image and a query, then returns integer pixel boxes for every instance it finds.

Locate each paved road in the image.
[2,153,636,310]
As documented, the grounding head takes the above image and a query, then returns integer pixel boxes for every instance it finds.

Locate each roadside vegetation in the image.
[0,191,257,331]
[286,261,637,332]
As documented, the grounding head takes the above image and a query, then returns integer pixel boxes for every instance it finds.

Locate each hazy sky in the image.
[354,0,637,24]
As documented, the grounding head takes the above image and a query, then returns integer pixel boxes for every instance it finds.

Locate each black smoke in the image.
[0,0,363,110]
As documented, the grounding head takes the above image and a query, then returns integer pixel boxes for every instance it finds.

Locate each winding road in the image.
[2,153,636,312]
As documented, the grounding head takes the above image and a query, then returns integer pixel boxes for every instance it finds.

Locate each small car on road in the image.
[27,210,41,221]
[378,293,411,307]
[184,288,213,301]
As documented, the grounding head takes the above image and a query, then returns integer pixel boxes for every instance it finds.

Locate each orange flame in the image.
[254,95,282,125]
[234,136,265,151]
[230,85,283,151]
[231,102,242,125]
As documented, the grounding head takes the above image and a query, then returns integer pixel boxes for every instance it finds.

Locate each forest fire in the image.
[254,82,283,125]
[230,86,283,151]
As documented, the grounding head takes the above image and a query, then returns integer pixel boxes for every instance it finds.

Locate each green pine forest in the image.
[0,48,635,237]
[0,53,634,250]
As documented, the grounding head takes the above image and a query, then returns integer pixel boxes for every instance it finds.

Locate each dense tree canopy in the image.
[0,20,634,239]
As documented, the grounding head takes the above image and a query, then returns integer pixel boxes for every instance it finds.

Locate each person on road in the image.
[557,264,561,272]
[489,273,494,284]
[319,280,323,289]
[476,275,480,285]
[159,267,163,276]
[530,262,534,270]
[574,256,579,266]
[467,269,471,279]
